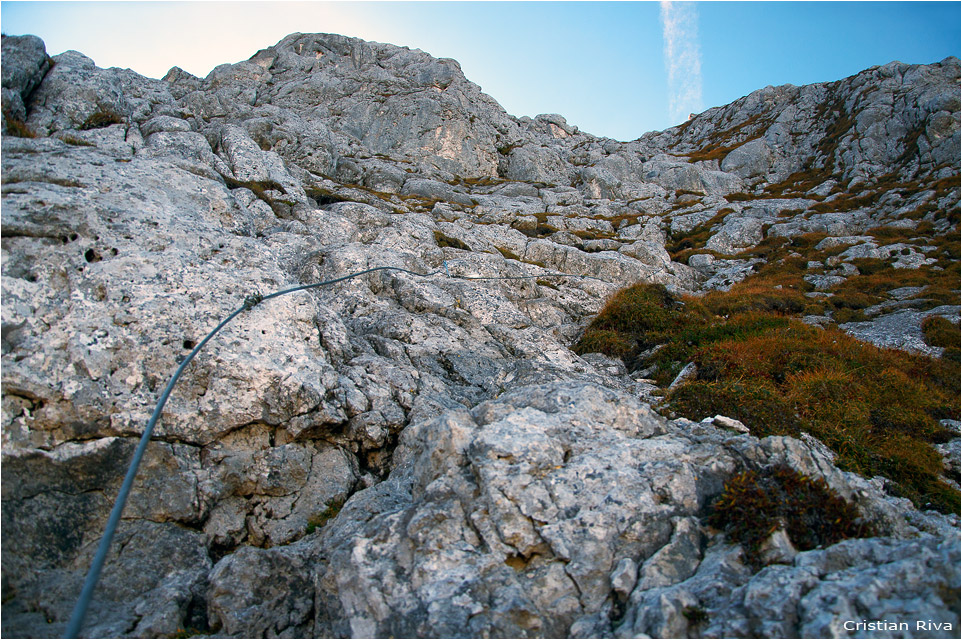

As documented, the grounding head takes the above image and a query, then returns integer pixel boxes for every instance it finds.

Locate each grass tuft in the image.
[305,186,350,206]
[668,381,805,437]
[79,108,124,131]
[922,316,959,350]
[666,210,731,258]
[3,110,36,138]
[682,606,709,625]
[58,134,95,147]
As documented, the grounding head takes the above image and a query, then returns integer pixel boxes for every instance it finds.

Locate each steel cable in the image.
[64,259,664,637]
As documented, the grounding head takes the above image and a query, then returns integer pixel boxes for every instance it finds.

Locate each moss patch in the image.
[306,496,347,534]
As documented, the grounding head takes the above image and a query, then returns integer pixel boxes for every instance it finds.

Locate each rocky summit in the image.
[1,32,960,638]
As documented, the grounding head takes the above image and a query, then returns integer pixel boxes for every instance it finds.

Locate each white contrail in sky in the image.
[660,1,704,124]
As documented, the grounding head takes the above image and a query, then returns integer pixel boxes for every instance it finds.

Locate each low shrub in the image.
[761,167,833,199]
[578,283,680,340]
[708,465,874,558]
[686,140,745,163]
[739,234,789,260]
[702,283,813,317]
[696,324,959,512]
[649,312,790,384]
[922,315,961,365]
[915,284,961,309]
[574,283,689,364]
[848,258,890,276]
[830,290,877,310]
[575,329,634,360]
[832,308,868,324]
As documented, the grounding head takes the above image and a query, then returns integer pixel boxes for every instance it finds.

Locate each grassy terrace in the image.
[574,231,961,514]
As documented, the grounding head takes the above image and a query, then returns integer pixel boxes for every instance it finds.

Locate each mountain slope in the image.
[1,33,959,638]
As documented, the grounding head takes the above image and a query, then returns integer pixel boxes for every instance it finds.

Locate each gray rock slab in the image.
[839,306,960,357]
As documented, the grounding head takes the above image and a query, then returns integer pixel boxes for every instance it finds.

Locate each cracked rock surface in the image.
[2,32,959,638]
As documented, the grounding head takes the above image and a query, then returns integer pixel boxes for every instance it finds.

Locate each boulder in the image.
[705,217,765,254]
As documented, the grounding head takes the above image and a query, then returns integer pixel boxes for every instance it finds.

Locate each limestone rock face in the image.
[1,32,959,638]
[641,57,961,185]
[1,35,51,131]
[304,385,958,639]
[616,534,960,639]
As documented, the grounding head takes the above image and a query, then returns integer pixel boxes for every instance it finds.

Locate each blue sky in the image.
[2,1,959,141]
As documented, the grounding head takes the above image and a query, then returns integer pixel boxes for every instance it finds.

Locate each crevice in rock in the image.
[207,539,239,565]
[182,590,212,636]
[19,55,55,123]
